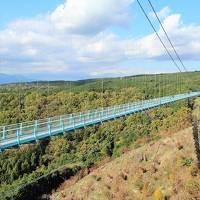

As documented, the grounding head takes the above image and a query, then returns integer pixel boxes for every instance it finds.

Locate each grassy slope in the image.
[51,127,200,200]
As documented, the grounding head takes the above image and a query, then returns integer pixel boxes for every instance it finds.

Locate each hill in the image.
[0,72,199,200]
[51,127,200,200]
[1,71,200,94]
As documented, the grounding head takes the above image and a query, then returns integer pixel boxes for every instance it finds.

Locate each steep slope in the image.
[51,128,200,200]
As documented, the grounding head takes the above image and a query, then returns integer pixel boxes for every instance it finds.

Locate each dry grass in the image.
[51,128,200,200]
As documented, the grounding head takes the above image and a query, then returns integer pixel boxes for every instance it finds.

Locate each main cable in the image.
[136,0,182,73]
[147,0,187,72]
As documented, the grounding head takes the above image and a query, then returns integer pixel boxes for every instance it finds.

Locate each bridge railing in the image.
[1,92,200,149]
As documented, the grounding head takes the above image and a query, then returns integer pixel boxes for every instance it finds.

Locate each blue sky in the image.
[0,0,199,35]
[0,0,199,80]
[0,0,63,29]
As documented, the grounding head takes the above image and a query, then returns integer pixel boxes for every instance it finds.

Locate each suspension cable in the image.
[136,0,182,73]
[147,0,187,72]
[47,81,50,117]
[101,78,104,108]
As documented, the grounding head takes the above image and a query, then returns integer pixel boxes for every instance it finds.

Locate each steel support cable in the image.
[68,81,73,112]
[147,0,188,72]
[154,73,158,99]
[168,73,170,96]
[142,75,145,104]
[162,74,163,97]
[162,74,164,97]
[159,74,161,98]
[145,74,147,100]
[69,81,72,112]
[17,82,20,123]
[180,73,181,93]
[36,81,39,120]
[136,0,182,73]
[19,81,24,123]
[177,73,178,94]
[101,78,104,108]
[148,0,189,94]
[165,74,167,96]
[176,73,179,94]
[161,74,163,97]
[125,76,126,103]
[47,81,50,117]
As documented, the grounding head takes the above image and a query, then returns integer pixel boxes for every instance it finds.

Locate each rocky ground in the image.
[51,128,200,200]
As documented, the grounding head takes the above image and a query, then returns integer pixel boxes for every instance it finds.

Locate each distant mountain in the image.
[0,73,31,84]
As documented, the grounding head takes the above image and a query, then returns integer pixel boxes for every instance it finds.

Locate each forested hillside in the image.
[0,72,199,200]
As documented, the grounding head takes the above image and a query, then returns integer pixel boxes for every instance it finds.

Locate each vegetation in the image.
[0,71,199,199]
[51,124,200,200]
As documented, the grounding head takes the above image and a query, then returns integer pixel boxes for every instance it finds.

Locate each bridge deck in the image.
[0,92,200,150]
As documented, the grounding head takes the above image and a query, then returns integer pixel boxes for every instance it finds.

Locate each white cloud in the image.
[0,2,200,78]
[0,0,135,75]
[162,14,182,32]
[149,6,171,20]
[124,13,200,63]
[77,32,126,63]
[51,0,134,34]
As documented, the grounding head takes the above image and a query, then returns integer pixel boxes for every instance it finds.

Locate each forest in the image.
[0,71,200,199]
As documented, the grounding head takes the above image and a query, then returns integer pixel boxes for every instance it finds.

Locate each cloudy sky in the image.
[0,0,199,80]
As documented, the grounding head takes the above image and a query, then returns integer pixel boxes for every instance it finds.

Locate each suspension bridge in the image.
[0,0,199,151]
[1,1,200,200]
[0,92,200,150]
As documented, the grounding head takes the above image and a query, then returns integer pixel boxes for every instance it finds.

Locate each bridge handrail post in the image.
[123,104,125,115]
[83,113,86,126]
[80,112,85,126]
[106,107,108,118]
[88,111,90,122]
[92,111,94,120]
[19,123,23,136]
[128,103,130,111]
[127,103,130,112]
[100,108,103,123]
[130,103,132,110]
[33,120,38,141]
[60,116,64,134]
[95,110,97,120]
[107,107,109,117]
[94,110,97,120]
[113,106,116,117]
[71,114,75,129]
[87,111,90,123]
[97,110,100,121]
[79,112,82,125]
[130,102,133,110]
[123,104,126,114]
[16,128,20,146]
[92,110,94,120]
[89,111,91,121]
[97,110,100,120]
[48,118,52,136]
[132,102,135,110]
[3,126,6,140]
[117,105,119,115]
